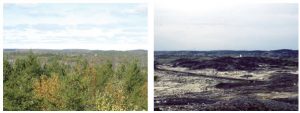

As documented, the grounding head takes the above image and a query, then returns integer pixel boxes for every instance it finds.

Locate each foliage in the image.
[33,74,64,110]
[3,60,12,82]
[4,50,147,111]
[4,52,41,110]
[95,83,129,111]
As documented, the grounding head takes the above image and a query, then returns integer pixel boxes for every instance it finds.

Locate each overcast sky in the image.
[4,3,147,50]
[155,1,298,51]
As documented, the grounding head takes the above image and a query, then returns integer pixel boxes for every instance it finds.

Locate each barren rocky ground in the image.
[154,55,298,111]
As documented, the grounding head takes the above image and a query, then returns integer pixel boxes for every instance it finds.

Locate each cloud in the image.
[4,3,148,50]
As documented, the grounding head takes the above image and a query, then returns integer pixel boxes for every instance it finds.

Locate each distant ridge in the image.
[155,49,298,52]
[155,49,298,58]
[4,48,147,52]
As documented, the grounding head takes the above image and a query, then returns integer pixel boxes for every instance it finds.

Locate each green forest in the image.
[3,49,147,111]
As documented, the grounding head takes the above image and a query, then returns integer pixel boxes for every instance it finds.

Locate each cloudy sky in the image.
[4,3,147,50]
[155,1,298,51]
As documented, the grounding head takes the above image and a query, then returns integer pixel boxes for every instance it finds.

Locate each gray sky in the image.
[155,2,298,51]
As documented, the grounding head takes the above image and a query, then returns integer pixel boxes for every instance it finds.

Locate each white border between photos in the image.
[0,0,299,113]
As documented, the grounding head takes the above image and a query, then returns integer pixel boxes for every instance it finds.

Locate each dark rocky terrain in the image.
[154,50,298,111]
[171,56,297,71]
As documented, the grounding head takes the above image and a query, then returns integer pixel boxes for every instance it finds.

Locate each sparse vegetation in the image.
[154,76,159,81]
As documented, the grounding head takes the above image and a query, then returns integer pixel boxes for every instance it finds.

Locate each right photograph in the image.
[154,1,298,111]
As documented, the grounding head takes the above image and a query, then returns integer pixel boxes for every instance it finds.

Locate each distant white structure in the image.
[239,54,243,58]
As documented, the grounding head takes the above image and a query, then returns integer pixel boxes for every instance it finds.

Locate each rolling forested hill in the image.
[3,49,148,111]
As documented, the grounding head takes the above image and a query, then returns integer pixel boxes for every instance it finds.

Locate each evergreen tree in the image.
[3,59,12,82]
[4,54,41,110]
[95,61,113,91]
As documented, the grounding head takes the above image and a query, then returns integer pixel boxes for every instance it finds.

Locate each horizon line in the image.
[3,48,147,51]
[154,49,298,51]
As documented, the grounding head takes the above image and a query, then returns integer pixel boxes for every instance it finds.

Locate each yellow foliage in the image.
[95,82,129,111]
[142,81,147,98]
[33,74,64,110]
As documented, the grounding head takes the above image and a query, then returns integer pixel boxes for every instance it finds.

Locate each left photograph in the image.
[3,3,148,111]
